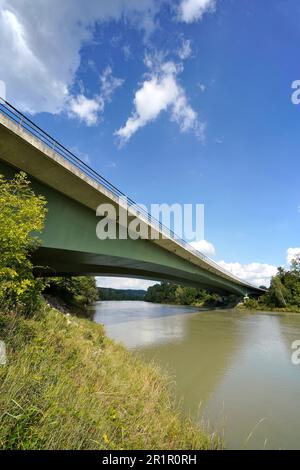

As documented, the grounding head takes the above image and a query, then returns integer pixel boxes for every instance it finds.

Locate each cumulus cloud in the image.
[178,0,216,23]
[217,261,277,288]
[0,0,160,115]
[68,95,103,126]
[115,56,205,144]
[189,240,277,287]
[287,247,300,265]
[196,246,300,287]
[189,238,282,287]
[67,66,123,126]
[191,239,216,256]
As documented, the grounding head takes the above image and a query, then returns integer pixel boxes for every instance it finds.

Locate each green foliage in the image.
[291,256,300,275]
[263,257,300,309]
[145,282,221,306]
[243,298,259,310]
[245,256,300,312]
[175,286,196,305]
[145,282,177,304]
[98,288,146,301]
[0,172,47,315]
[267,276,288,308]
[45,276,98,310]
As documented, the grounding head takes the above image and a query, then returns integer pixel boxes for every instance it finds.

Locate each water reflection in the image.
[92,301,198,348]
[141,309,243,414]
[92,302,300,449]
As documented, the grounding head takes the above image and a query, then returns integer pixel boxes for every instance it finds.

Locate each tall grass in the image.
[0,306,219,450]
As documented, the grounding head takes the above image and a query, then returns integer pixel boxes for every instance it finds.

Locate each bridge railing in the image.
[0,98,256,289]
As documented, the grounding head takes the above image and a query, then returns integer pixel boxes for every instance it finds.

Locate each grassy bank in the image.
[238,298,300,314]
[238,303,300,314]
[0,306,219,450]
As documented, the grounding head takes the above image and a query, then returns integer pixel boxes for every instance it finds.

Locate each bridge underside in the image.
[33,247,243,296]
[0,158,253,296]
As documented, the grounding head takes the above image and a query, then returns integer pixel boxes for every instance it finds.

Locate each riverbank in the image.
[238,301,300,314]
[0,305,219,450]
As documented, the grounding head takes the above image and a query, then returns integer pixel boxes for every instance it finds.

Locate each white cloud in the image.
[287,247,300,265]
[178,38,192,60]
[178,0,216,23]
[68,95,103,126]
[217,261,277,288]
[67,66,123,126]
[191,239,216,256]
[191,246,300,287]
[115,56,204,144]
[0,0,160,115]
[96,277,156,290]
[100,66,124,102]
[0,79,6,100]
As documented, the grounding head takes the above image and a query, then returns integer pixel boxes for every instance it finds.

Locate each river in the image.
[92,301,300,450]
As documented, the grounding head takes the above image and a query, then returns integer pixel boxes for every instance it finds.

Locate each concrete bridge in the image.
[0,99,263,297]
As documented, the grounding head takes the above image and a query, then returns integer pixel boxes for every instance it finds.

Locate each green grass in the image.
[238,302,300,314]
[0,306,219,450]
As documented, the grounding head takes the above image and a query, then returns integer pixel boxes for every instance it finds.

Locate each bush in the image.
[175,286,198,305]
[243,298,259,310]
[45,276,98,311]
[261,258,300,309]
[0,172,47,315]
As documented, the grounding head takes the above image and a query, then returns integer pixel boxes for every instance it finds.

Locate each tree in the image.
[145,282,221,307]
[145,283,177,304]
[267,276,288,308]
[45,276,98,309]
[260,257,300,309]
[0,172,47,314]
[291,256,300,276]
[175,286,197,305]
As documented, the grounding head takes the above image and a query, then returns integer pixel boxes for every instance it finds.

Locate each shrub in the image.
[243,298,259,310]
[0,172,47,315]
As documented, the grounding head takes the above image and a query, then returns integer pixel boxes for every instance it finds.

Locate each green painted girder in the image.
[0,158,251,296]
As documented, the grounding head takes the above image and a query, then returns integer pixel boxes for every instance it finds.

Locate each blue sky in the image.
[0,0,299,288]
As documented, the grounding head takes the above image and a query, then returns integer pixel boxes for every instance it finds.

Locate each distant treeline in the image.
[144,282,235,307]
[98,287,146,301]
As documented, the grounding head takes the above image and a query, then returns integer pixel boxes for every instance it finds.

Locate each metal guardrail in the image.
[0,97,258,289]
